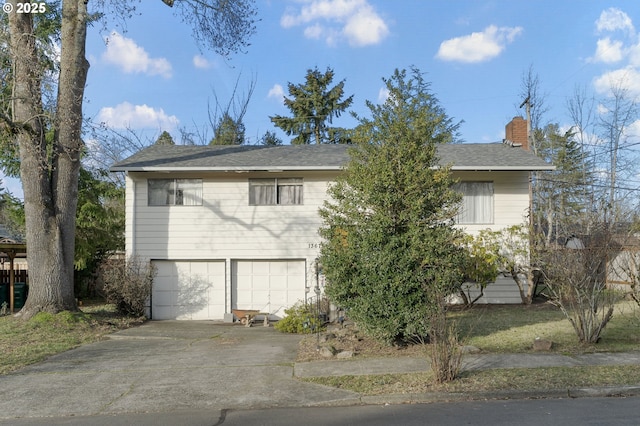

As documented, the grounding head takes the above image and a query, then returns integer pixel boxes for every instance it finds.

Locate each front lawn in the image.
[453,300,640,353]
[0,302,144,375]
[299,300,640,395]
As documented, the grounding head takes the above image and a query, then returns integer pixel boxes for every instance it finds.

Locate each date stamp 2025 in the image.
[3,2,47,14]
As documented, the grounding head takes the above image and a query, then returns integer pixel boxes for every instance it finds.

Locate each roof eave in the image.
[110,166,346,172]
[450,166,556,171]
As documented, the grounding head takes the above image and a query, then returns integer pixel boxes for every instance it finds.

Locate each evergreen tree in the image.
[210,113,245,145]
[270,66,354,145]
[259,130,283,146]
[154,131,175,146]
[533,124,593,244]
[319,68,465,344]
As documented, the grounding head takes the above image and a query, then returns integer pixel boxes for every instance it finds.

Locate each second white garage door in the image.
[232,260,306,318]
[152,260,226,320]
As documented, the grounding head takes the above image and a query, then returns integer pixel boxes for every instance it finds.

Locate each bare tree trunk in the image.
[9,0,89,318]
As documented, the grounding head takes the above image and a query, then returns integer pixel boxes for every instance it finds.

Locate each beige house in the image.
[111,120,553,320]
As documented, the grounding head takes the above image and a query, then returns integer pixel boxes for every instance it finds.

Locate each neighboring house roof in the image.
[0,224,23,244]
[110,143,554,172]
[0,223,27,259]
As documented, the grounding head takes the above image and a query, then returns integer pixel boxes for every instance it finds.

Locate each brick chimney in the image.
[504,116,529,151]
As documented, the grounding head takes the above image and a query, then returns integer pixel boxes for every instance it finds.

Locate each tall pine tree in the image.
[533,123,593,244]
[270,67,353,144]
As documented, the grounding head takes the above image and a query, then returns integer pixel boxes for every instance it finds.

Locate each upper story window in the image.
[249,178,303,205]
[148,179,203,206]
[455,181,494,224]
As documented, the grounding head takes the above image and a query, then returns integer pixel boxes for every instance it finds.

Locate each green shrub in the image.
[274,302,324,334]
[98,256,155,317]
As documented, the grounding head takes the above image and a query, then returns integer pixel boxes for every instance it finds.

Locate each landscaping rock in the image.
[319,333,336,343]
[336,350,354,359]
[319,346,337,358]
[533,338,553,351]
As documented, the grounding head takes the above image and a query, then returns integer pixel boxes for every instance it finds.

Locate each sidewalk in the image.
[294,350,640,404]
[295,351,640,378]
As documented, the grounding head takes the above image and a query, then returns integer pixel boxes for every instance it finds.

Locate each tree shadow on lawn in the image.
[449,299,640,353]
[450,299,564,337]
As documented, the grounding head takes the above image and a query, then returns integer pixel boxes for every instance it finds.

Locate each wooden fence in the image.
[0,267,28,285]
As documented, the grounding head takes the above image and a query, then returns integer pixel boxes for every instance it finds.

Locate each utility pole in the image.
[519,96,533,154]
[520,95,536,300]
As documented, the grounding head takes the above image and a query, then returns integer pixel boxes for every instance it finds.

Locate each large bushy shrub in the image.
[319,68,466,345]
[98,256,155,317]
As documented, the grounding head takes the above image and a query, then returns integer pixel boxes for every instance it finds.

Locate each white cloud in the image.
[377,87,389,104]
[342,3,389,46]
[436,25,523,63]
[281,0,389,47]
[102,31,172,78]
[591,37,624,63]
[593,67,640,97]
[96,102,179,132]
[268,84,285,101]
[193,55,212,69]
[629,42,640,67]
[595,8,634,34]
[597,103,609,115]
[628,119,640,139]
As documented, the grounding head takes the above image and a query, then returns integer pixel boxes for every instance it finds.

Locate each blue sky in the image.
[3,0,640,196]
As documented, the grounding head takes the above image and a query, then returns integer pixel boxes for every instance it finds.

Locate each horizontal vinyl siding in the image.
[453,171,530,235]
[129,171,333,260]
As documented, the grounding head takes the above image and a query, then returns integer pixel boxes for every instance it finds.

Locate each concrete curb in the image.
[309,385,640,408]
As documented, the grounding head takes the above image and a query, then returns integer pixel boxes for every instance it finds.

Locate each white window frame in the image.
[455,181,494,225]
[249,178,303,205]
[148,178,203,206]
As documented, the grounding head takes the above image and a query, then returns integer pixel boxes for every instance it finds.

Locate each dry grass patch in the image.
[298,301,640,362]
[297,300,640,392]
[0,302,144,375]
[303,365,640,395]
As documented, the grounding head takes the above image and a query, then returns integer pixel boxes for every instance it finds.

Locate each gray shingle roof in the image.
[110,143,554,172]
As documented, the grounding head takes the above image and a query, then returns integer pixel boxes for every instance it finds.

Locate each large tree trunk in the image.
[9,1,89,319]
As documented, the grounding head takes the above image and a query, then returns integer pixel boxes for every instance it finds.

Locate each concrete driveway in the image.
[0,321,359,420]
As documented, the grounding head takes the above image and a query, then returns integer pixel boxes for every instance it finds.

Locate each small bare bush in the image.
[540,227,619,344]
[98,256,155,317]
[429,309,463,383]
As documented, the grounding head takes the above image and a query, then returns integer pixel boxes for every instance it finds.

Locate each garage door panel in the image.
[287,261,305,274]
[154,278,176,292]
[154,261,176,276]
[151,260,225,320]
[269,262,288,275]
[208,262,225,275]
[153,290,178,305]
[232,260,306,316]
[153,306,174,320]
[269,290,288,306]
[234,261,252,275]
[269,276,288,289]
[252,261,270,275]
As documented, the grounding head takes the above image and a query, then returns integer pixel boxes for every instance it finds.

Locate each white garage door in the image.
[152,260,226,320]
[232,260,306,318]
